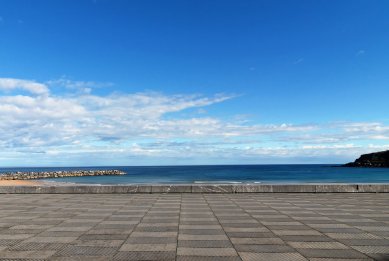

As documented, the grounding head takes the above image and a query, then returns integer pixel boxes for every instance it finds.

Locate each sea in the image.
[1,165,389,184]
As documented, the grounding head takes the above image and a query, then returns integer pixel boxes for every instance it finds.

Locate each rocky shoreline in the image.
[0,170,126,180]
[343,150,389,167]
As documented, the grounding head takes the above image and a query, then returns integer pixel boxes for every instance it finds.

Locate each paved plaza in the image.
[0,193,388,260]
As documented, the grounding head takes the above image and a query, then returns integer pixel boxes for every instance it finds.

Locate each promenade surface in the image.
[0,193,388,260]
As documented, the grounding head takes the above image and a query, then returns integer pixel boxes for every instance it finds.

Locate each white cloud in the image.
[47,77,113,94]
[370,135,389,140]
[339,122,389,133]
[302,144,356,150]
[0,78,49,95]
[0,81,238,151]
[1,77,389,165]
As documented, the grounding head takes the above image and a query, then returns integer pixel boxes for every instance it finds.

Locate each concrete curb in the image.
[0,184,389,193]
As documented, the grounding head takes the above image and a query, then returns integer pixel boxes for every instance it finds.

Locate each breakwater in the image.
[0,170,126,180]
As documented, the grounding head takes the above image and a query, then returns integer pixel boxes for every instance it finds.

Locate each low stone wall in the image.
[0,184,389,193]
[0,170,125,180]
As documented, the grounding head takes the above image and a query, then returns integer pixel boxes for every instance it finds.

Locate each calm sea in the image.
[1,165,389,184]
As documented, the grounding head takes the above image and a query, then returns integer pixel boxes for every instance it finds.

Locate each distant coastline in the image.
[343,150,389,168]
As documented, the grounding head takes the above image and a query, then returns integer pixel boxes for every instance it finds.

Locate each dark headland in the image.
[343,150,389,167]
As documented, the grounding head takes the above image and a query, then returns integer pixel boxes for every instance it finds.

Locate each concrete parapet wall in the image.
[0,184,389,193]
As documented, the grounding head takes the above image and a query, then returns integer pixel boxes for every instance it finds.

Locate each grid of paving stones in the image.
[0,193,388,260]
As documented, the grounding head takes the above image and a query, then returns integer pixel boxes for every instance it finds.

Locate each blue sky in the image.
[1,0,389,166]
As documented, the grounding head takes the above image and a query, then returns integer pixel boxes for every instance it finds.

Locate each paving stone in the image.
[50,256,110,260]
[230,237,284,245]
[317,228,364,233]
[10,225,53,230]
[180,221,220,225]
[308,223,352,228]
[220,220,258,225]
[78,234,128,240]
[73,239,124,247]
[120,243,176,251]
[227,232,276,238]
[138,222,178,227]
[266,225,313,230]
[135,226,178,232]
[0,229,44,236]
[178,234,229,240]
[0,239,22,246]
[9,242,66,251]
[224,227,269,232]
[0,193,389,260]
[337,239,389,246]
[273,230,323,236]
[239,252,307,261]
[131,231,177,237]
[288,241,348,249]
[180,225,222,229]
[296,249,370,259]
[37,231,84,237]
[365,253,389,261]
[180,229,225,235]
[177,257,242,261]
[235,244,295,253]
[0,250,56,259]
[0,234,34,240]
[55,246,117,257]
[24,236,78,243]
[351,245,389,254]
[126,236,177,244]
[309,257,373,261]
[178,240,233,248]
[281,235,335,242]
[114,251,176,260]
[47,226,92,232]
[325,233,381,239]
[86,228,133,235]
[177,247,238,256]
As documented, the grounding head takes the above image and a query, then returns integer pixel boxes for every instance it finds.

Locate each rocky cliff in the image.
[343,150,389,167]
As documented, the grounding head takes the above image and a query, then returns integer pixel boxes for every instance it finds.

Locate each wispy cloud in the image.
[47,77,114,94]
[0,77,388,165]
[0,78,49,95]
